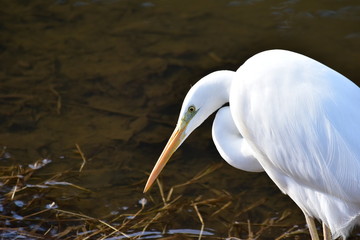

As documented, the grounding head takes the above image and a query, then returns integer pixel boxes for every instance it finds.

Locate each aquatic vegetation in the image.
[0,154,307,239]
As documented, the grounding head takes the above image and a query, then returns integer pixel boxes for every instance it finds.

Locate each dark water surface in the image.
[1,0,359,239]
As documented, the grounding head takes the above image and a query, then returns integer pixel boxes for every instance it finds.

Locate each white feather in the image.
[230,50,360,238]
[212,106,263,172]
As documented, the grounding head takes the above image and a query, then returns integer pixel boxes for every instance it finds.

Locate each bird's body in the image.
[144,49,360,239]
[229,50,360,238]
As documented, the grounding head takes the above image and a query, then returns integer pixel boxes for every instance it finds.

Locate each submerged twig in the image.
[210,200,232,216]
[0,146,7,158]
[166,163,223,201]
[49,85,62,115]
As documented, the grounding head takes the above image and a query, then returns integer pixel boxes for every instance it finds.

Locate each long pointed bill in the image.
[143,126,186,192]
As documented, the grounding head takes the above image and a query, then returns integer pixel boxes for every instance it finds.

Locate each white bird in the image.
[143,49,360,240]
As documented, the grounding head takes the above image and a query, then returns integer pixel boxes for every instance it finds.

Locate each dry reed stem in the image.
[192,202,205,240]
[10,183,18,200]
[275,226,305,240]
[247,219,254,240]
[157,178,167,206]
[0,159,305,239]
[98,219,131,239]
[75,144,87,172]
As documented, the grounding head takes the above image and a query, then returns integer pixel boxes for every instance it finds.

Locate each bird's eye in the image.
[188,106,196,113]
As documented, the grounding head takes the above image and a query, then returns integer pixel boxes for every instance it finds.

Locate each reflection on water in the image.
[0,0,359,238]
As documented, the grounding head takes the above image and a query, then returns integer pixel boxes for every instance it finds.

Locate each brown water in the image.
[0,0,359,239]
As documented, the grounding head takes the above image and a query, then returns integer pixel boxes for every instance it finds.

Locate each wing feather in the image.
[231,50,360,203]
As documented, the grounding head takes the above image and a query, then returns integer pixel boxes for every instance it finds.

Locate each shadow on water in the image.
[0,0,359,239]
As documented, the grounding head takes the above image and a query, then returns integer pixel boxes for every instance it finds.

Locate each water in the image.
[0,0,359,239]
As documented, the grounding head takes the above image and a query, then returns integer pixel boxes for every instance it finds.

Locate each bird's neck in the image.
[203,70,234,111]
[179,70,235,138]
[190,70,235,127]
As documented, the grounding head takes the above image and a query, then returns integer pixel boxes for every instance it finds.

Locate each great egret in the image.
[143,49,360,240]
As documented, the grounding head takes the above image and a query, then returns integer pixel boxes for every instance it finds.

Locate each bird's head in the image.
[143,70,234,192]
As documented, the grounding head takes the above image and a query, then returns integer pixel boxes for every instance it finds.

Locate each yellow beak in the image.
[143,126,185,192]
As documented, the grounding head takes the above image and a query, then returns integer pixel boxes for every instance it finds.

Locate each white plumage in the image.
[144,49,360,239]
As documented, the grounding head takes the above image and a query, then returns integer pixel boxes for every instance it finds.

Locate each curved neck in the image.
[212,107,263,172]
[196,70,234,115]
[206,70,234,105]
[179,70,236,137]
